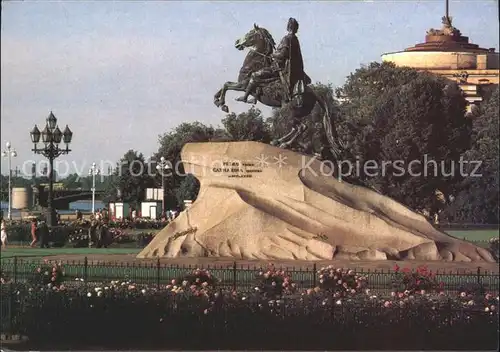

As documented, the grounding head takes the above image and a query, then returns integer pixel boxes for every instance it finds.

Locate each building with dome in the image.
[381,4,499,112]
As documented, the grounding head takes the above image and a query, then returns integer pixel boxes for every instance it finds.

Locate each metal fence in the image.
[1,256,498,294]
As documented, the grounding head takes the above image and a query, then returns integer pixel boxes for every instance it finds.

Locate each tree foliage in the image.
[335,62,472,215]
[222,107,272,143]
[441,86,499,223]
[156,122,227,210]
[110,150,156,207]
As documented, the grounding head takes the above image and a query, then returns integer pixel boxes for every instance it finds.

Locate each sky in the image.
[1,0,498,178]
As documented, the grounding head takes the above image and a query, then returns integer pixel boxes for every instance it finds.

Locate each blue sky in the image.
[1,0,498,177]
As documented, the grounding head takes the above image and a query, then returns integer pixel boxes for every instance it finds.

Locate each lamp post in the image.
[30,111,73,227]
[2,142,17,220]
[156,157,172,215]
[88,162,100,214]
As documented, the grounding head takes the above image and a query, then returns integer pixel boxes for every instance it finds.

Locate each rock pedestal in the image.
[137,142,494,262]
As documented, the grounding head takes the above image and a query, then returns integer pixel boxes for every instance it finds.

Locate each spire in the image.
[445,0,449,19]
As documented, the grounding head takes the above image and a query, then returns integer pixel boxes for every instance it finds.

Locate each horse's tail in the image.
[315,92,345,160]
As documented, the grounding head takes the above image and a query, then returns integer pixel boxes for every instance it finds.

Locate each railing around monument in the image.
[1,257,498,295]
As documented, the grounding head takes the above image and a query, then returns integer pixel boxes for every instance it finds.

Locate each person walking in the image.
[38,220,50,248]
[1,219,8,249]
[30,218,38,247]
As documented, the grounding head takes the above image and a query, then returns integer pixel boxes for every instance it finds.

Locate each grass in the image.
[0,248,139,260]
[445,229,498,242]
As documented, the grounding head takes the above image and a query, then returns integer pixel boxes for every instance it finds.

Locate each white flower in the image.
[47,283,52,288]
[121,282,126,286]
[242,296,246,301]
[97,291,103,297]
[141,289,146,294]
[87,292,92,297]
[365,289,371,295]
[254,287,260,292]
[94,287,102,292]
[484,307,490,312]
[335,299,342,305]
[276,300,283,305]
[467,300,474,306]
[460,292,467,298]
[104,287,109,290]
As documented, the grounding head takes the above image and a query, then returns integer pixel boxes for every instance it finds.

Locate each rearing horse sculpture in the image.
[213,24,344,159]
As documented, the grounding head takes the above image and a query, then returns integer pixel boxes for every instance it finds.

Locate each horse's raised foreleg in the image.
[279,123,308,149]
[271,127,297,146]
[214,80,248,112]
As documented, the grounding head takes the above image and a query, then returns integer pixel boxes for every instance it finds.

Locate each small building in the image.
[382,14,499,113]
[108,202,130,220]
[141,201,162,220]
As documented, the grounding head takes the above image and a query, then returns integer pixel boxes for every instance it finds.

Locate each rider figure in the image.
[236,18,310,104]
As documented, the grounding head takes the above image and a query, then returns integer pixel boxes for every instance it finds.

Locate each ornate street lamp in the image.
[30,112,73,227]
[2,142,17,220]
[88,162,100,214]
[156,156,172,215]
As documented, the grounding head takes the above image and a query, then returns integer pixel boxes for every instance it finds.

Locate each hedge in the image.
[1,265,498,350]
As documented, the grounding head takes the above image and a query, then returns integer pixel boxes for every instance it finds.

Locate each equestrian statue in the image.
[213,18,344,160]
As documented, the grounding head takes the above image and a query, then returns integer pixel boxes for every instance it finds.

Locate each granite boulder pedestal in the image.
[137,142,494,262]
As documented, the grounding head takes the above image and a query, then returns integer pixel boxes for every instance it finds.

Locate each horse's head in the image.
[235,23,275,55]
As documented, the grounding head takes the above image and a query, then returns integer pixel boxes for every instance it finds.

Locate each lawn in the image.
[0,247,139,260]
[446,229,498,242]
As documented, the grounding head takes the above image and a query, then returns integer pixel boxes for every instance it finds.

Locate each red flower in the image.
[393,264,400,272]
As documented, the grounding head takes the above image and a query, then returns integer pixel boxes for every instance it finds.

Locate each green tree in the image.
[110,150,156,207]
[441,86,499,223]
[156,122,227,209]
[222,107,272,142]
[334,62,472,216]
[60,173,82,189]
[175,174,200,208]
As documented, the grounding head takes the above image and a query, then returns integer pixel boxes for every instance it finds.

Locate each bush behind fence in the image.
[1,257,498,294]
[0,281,498,350]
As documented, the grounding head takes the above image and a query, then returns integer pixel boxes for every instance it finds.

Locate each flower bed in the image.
[5,222,157,248]
[1,264,498,350]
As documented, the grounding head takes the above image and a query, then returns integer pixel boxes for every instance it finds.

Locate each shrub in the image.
[392,264,442,294]
[255,265,296,298]
[174,268,219,292]
[29,261,65,288]
[316,265,368,296]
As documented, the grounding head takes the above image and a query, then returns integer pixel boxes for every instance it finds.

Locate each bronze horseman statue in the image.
[236,18,311,107]
[214,18,344,160]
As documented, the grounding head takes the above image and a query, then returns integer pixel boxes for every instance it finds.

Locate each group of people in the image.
[87,218,110,248]
[0,218,50,249]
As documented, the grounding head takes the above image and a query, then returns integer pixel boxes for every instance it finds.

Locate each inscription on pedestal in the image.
[212,160,263,178]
